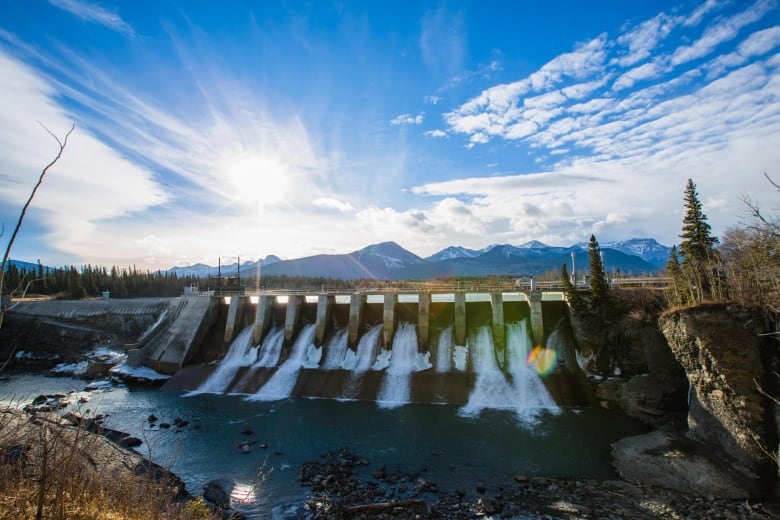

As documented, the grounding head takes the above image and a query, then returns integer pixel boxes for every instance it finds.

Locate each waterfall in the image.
[460,322,557,422]
[248,324,316,401]
[340,324,382,399]
[376,322,419,408]
[341,324,382,372]
[434,326,453,372]
[194,326,255,394]
[321,329,349,369]
[254,328,285,367]
[505,321,557,412]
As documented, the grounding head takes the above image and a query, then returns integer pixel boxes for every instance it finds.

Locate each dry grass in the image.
[0,408,218,520]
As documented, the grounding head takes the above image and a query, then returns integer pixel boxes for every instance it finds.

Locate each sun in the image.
[226,155,290,206]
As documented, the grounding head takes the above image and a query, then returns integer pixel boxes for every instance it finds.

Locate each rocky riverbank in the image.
[296,449,778,519]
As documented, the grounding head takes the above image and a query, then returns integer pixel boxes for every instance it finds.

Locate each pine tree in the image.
[677,179,720,303]
[679,179,718,265]
[587,234,611,311]
[666,245,686,306]
[561,263,585,313]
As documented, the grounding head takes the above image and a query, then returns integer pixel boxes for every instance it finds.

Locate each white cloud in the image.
[670,0,775,67]
[0,51,171,267]
[424,129,447,138]
[684,0,722,27]
[424,95,442,104]
[528,35,608,91]
[616,13,677,67]
[390,113,425,125]
[612,61,661,90]
[312,197,354,212]
[48,0,135,36]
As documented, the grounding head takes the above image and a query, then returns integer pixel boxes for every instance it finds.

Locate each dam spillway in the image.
[163,289,589,410]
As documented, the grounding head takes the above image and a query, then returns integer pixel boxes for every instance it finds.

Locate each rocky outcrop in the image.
[573,296,689,426]
[613,429,761,499]
[660,304,778,493]
[614,304,778,498]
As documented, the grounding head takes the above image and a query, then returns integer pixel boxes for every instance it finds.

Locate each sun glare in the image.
[227,156,290,206]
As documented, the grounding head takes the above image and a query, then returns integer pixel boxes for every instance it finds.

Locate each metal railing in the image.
[189,276,671,297]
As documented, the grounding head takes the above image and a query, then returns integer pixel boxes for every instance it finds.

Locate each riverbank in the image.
[299,449,779,519]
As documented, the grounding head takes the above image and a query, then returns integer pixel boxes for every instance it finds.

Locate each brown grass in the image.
[0,408,218,520]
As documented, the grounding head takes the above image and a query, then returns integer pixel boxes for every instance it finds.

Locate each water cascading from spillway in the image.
[340,323,383,399]
[341,323,382,372]
[505,321,558,412]
[321,329,349,369]
[434,326,453,373]
[233,327,285,391]
[459,321,557,422]
[248,324,317,401]
[254,327,285,367]
[194,326,255,394]
[376,322,420,408]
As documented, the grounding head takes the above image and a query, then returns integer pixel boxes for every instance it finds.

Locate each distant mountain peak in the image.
[518,240,550,249]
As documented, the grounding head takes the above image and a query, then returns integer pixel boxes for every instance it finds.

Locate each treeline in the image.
[4,263,200,299]
[666,176,780,312]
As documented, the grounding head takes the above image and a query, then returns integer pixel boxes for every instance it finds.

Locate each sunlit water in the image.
[0,371,648,519]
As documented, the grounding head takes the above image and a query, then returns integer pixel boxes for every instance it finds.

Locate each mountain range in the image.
[167,238,671,280]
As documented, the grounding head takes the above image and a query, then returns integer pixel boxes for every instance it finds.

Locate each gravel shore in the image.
[298,449,779,519]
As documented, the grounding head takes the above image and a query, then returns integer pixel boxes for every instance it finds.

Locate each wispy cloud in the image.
[391,113,424,125]
[424,129,447,138]
[313,197,354,212]
[48,0,135,36]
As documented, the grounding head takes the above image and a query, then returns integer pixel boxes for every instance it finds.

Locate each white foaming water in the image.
[505,321,558,413]
[460,322,557,422]
[195,326,255,394]
[321,329,348,369]
[254,328,285,367]
[340,324,383,398]
[248,324,316,401]
[376,322,419,408]
[302,343,322,369]
[341,324,382,372]
[434,326,453,372]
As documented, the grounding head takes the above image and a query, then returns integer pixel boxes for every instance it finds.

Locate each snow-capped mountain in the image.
[601,238,672,266]
[167,238,670,280]
[425,246,481,262]
[168,255,280,278]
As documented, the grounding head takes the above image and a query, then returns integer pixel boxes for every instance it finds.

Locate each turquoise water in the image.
[0,372,648,518]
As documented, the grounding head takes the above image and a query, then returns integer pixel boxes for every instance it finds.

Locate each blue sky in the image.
[0,0,778,269]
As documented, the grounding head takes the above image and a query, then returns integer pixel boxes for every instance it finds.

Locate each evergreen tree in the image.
[587,234,611,311]
[679,179,718,265]
[666,245,686,306]
[561,263,585,313]
[677,179,720,303]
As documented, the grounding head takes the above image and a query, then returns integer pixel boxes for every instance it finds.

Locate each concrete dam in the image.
[152,290,591,409]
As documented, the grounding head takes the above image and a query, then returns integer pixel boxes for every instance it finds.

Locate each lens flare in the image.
[527,345,557,377]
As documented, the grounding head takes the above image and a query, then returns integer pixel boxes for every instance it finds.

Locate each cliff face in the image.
[659,304,778,483]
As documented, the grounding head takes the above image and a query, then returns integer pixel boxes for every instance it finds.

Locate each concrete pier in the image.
[454,292,467,346]
[224,295,248,344]
[417,292,431,348]
[348,293,364,348]
[528,290,544,345]
[490,292,505,350]
[383,293,397,347]
[253,295,274,344]
[284,295,303,342]
[315,294,334,346]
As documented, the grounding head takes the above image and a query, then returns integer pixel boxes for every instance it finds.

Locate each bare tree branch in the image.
[0,123,74,333]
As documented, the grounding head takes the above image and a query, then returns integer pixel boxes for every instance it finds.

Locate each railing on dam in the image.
[194,275,671,297]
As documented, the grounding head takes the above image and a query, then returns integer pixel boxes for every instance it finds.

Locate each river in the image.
[0,371,648,518]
